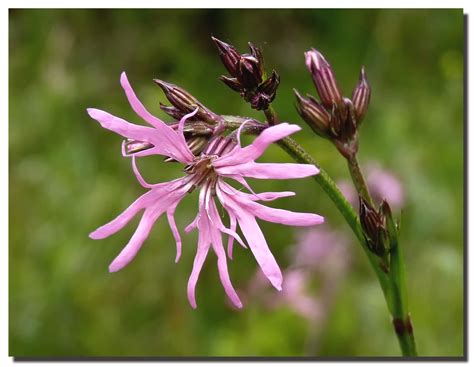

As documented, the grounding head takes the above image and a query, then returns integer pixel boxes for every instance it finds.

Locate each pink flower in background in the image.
[87,72,324,308]
[338,163,405,209]
[246,225,350,324]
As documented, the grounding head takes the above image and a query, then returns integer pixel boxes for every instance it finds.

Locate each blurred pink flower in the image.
[87,72,324,308]
[246,225,351,323]
[338,163,405,209]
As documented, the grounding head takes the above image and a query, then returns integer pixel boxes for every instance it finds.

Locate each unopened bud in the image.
[335,98,357,142]
[154,79,223,124]
[186,136,209,156]
[159,103,187,120]
[124,139,154,155]
[247,70,280,110]
[154,79,199,113]
[305,48,343,109]
[294,89,331,138]
[238,54,263,89]
[258,70,280,97]
[219,76,242,92]
[359,196,387,257]
[211,36,241,76]
[212,37,279,110]
[351,67,371,124]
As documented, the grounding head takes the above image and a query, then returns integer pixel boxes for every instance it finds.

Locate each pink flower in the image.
[87,72,324,309]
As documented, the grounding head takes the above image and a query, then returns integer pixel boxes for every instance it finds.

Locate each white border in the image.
[4,2,471,367]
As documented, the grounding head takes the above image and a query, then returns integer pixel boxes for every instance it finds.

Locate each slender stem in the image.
[264,105,279,125]
[221,115,417,356]
[278,137,417,356]
[385,207,418,356]
[347,153,417,356]
[347,154,374,207]
[277,136,389,294]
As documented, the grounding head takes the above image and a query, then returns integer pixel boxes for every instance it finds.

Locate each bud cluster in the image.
[212,37,280,111]
[295,49,371,158]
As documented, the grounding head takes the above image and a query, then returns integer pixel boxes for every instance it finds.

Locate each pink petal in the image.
[132,156,153,188]
[227,211,238,259]
[213,123,301,167]
[185,213,200,233]
[207,197,247,257]
[220,182,324,227]
[245,199,324,227]
[217,162,319,180]
[219,182,295,202]
[90,178,190,240]
[187,214,211,309]
[120,73,194,164]
[108,182,189,272]
[167,203,182,263]
[120,72,165,129]
[217,186,283,290]
[208,213,243,309]
[235,211,283,291]
[87,108,159,145]
[108,207,162,272]
[178,108,199,135]
[89,189,157,240]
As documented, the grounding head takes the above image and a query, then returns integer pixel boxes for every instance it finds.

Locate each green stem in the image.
[347,154,374,207]
[347,153,417,356]
[277,137,417,356]
[385,206,418,356]
[277,136,389,295]
[221,115,417,356]
[264,106,279,125]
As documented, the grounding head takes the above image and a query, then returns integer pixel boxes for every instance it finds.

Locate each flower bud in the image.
[294,89,331,138]
[123,139,154,155]
[247,70,280,110]
[186,135,209,156]
[335,98,357,142]
[237,54,263,89]
[351,67,371,124]
[305,48,343,109]
[211,36,241,76]
[154,79,223,124]
[154,79,199,113]
[159,103,187,120]
[359,196,387,257]
[212,37,279,110]
[219,76,242,92]
[258,70,280,97]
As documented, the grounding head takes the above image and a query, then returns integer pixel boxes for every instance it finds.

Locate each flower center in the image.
[184,136,236,194]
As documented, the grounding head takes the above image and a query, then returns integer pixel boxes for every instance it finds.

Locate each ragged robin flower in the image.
[87,72,324,308]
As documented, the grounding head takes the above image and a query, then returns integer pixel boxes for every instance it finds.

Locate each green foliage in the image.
[9,9,463,357]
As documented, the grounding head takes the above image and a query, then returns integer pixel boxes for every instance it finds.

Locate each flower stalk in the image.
[347,154,374,207]
[220,114,417,356]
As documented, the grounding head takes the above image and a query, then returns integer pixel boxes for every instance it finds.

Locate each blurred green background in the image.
[9,9,464,357]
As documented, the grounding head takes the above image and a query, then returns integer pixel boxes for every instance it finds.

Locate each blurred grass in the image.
[9,9,463,357]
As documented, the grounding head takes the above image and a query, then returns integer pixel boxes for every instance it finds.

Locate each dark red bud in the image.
[359,196,387,257]
[211,36,241,76]
[219,76,242,92]
[237,55,263,89]
[258,70,280,97]
[294,89,331,138]
[305,48,343,109]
